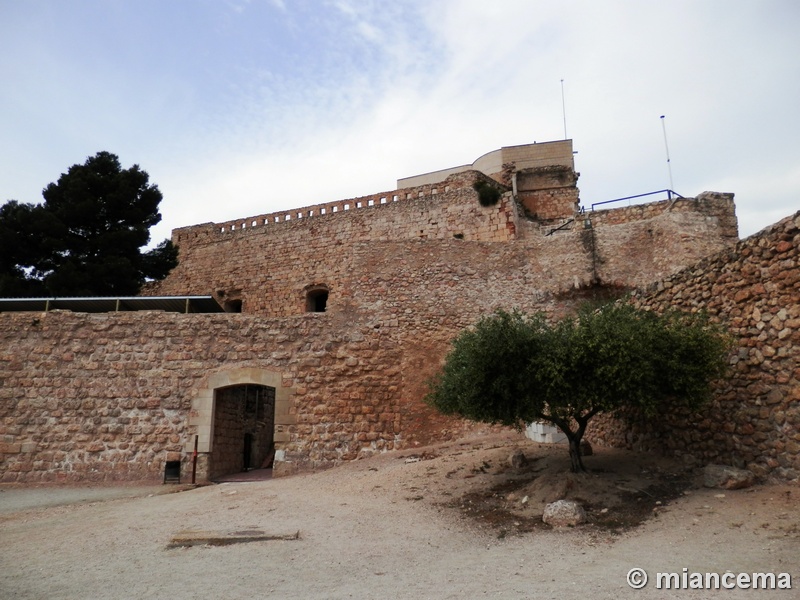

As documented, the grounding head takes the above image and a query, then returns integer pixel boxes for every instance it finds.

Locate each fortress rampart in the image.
[5,139,780,485]
[588,211,800,481]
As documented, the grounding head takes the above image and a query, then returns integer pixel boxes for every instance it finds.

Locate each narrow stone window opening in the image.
[224,299,243,313]
[306,287,329,313]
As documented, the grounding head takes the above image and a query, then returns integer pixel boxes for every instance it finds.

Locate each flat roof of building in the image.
[0,296,224,314]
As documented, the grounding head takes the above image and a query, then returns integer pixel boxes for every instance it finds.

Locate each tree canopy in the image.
[426,304,731,472]
[0,152,177,297]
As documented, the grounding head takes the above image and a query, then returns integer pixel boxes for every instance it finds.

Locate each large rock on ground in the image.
[508,449,527,469]
[542,500,586,527]
[703,464,756,489]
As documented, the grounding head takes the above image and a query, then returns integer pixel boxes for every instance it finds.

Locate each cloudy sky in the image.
[2,0,798,245]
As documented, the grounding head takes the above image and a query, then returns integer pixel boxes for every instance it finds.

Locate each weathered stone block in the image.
[703,464,756,489]
[543,500,586,527]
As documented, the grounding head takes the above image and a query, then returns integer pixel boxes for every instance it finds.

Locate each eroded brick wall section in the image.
[515,166,580,221]
[588,211,800,481]
[588,193,739,288]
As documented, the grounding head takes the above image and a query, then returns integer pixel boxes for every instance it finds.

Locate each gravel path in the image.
[1,435,797,599]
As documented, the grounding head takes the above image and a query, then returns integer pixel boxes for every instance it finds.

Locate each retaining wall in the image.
[588,211,800,481]
[0,311,402,483]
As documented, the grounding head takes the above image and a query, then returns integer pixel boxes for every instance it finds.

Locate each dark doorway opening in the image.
[243,433,253,470]
[224,299,243,313]
[209,384,276,480]
[306,288,328,312]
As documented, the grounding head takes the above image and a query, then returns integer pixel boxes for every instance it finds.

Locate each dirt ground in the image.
[1,432,797,599]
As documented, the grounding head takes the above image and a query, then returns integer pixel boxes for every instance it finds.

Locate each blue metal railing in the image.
[590,189,683,211]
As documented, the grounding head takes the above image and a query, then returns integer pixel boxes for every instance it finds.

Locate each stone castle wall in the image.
[153,178,737,320]
[588,211,800,481]
[587,192,739,288]
[154,171,518,316]
[0,310,402,483]
[0,147,746,483]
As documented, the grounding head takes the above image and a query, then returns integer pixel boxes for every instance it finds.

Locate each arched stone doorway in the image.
[210,384,275,479]
[187,368,296,481]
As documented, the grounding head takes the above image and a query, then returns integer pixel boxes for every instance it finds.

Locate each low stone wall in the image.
[0,310,403,483]
[588,211,800,481]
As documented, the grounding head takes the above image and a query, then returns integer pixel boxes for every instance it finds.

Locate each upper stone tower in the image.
[397,140,579,222]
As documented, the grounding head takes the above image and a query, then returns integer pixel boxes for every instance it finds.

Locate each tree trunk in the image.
[567,435,586,473]
[541,413,592,473]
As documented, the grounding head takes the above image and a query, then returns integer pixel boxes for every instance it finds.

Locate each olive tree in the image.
[426,304,731,472]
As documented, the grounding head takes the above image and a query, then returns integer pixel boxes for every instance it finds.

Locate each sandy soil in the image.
[1,432,797,599]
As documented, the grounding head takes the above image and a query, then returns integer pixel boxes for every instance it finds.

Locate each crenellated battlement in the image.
[172,169,499,245]
[172,141,579,246]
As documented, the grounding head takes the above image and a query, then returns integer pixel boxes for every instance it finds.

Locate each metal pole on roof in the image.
[660,115,674,193]
[561,79,568,140]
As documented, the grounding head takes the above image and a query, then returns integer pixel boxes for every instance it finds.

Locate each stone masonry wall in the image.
[588,211,800,481]
[152,189,737,320]
[154,191,738,454]
[0,310,401,483]
[515,166,580,221]
[0,163,742,482]
[151,171,518,316]
[587,193,739,288]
